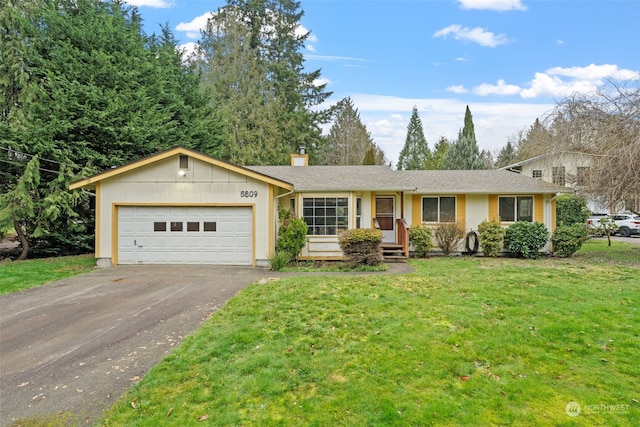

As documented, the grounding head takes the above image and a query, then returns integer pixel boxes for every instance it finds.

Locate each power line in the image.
[0,158,61,175]
[0,146,77,168]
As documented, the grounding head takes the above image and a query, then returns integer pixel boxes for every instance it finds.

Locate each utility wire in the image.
[0,146,78,168]
[0,158,61,175]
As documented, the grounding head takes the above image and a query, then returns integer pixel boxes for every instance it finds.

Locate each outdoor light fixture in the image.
[178,169,187,177]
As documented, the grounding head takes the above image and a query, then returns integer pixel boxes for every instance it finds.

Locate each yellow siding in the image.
[412,195,422,225]
[488,195,499,221]
[371,192,377,228]
[534,194,544,223]
[551,198,557,231]
[456,194,466,226]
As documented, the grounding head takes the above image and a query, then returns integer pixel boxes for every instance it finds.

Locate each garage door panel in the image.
[118,206,253,265]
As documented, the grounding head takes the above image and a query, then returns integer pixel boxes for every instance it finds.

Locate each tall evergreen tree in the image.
[196,0,332,165]
[397,106,431,170]
[495,140,518,168]
[319,97,386,165]
[1,0,223,258]
[441,106,486,170]
[424,137,450,170]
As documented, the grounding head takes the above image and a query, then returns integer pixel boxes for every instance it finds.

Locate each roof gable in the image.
[69,147,294,190]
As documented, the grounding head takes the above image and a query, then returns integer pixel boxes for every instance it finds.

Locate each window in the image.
[356,197,362,228]
[203,222,217,232]
[187,222,199,232]
[532,169,542,179]
[302,197,348,235]
[552,166,566,186]
[422,196,456,222]
[170,221,183,232]
[577,166,590,186]
[154,222,167,232]
[499,196,533,222]
[179,155,189,169]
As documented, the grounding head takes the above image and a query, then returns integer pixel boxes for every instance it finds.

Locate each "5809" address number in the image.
[240,190,258,198]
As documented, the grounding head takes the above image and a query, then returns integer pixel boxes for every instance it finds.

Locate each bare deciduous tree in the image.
[543,80,639,211]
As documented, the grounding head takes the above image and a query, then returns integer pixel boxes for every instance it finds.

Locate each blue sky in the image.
[126,0,640,166]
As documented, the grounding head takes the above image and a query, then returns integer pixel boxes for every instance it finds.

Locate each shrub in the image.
[338,228,383,266]
[477,219,505,257]
[433,222,465,256]
[408,225,433,258]
[504,221,549,259]
[552,223,589,257]
[275,208,308,259]
[267,250,292,271]
[556,194,589,226]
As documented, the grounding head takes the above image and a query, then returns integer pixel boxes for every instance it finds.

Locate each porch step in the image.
[380,243,407,263]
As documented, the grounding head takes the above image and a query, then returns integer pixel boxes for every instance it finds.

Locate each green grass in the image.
[101,239,640,426]
[0,254,96,295]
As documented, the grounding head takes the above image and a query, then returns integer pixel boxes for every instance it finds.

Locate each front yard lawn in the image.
[101,239,639,426]
[0,254,96,295]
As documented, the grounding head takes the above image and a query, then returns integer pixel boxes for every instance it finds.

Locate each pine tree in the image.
[495,141,518,168]
[441,106,486,170]
[319,97,386,165]
[197,0,332,165]
[397,106,431,170]
[424,137,450,170]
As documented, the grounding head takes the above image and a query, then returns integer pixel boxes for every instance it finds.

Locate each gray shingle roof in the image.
[247,166,570,194]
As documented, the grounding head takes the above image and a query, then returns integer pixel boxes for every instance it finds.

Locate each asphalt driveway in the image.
[0,265,274,425]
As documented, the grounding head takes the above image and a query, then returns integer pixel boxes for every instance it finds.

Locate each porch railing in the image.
[396,218,409,256]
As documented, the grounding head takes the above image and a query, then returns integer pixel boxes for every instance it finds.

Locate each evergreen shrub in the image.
[504,221,549,259]
[477,219,505,257]
[408,225,433,258]
[275,208,308,259]
[552,224,589,257]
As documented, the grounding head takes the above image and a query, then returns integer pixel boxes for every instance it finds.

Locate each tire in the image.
[619,227,631,237]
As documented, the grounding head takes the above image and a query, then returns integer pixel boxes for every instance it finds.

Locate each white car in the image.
[609,213,640,237]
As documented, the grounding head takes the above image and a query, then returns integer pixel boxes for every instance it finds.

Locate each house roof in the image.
[247,165,416,192]
[69,147,294,191]
[68,146,569,195]
[499,151,598,171]
[249,166,570,194]
[397,169,570,194]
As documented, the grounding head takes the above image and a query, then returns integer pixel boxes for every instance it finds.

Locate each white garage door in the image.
[118,206,252,265]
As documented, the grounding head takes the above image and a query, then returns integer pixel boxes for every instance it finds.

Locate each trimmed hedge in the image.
[339,228,383,266]
[552,223,589,257]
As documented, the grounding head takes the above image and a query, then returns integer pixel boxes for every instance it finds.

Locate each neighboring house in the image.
[70,147,569,267]
[499,151,613,214]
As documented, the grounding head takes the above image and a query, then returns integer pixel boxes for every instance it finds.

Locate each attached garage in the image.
[117,206,253,265]
[69,147,294,267]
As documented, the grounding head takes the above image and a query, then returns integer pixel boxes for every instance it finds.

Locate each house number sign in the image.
[240,190,258,197]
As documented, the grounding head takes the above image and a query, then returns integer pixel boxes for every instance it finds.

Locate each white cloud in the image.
[176,12,213,39]
[319,94,553,164]
[178,42,198,59]
[433,24,509,47]
[124,0,173,8]
[473,79,521,96]
[457,0,528,11]
[447,85,468,94]
[547,63,640,81]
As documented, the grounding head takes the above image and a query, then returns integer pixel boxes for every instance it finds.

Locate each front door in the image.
[376,196,395,243]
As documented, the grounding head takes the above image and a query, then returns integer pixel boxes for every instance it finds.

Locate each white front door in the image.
[118,206,253,265]
[375,196,396,243]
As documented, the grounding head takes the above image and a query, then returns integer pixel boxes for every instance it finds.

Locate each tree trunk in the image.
[14,219,29,261]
